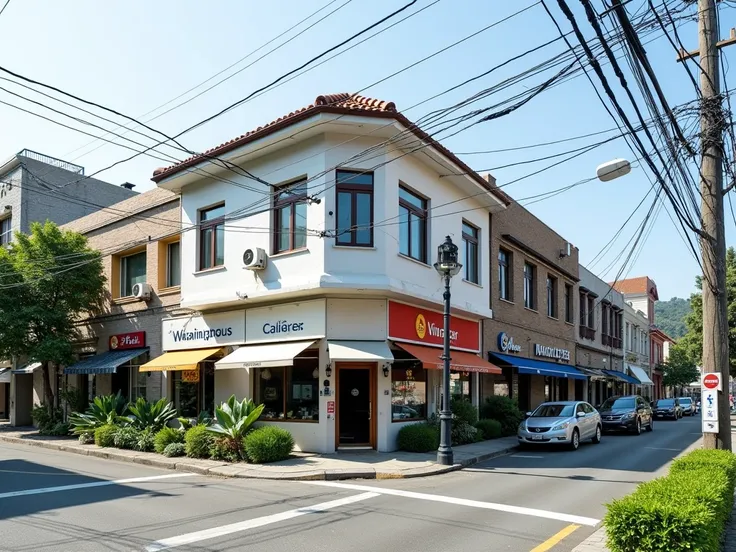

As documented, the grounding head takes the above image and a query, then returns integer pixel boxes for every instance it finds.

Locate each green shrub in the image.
[69,392,128,435]
[670,448,736,488]
[94,424,117,447]
[480,396,524,436]
[244,426,295,463]
[154,427,185,454]
[185,424,214,458]
[210,437,243,462]
[475,419,502,440]
[452,420,481,445]
[397,423,439,452]
[163,442,186,457]
[113,426,141,450]
[125,397,178,432]
[451,398,478,425]
[32,404,64,434]
[78,432,94,445]
[136,427,155,452]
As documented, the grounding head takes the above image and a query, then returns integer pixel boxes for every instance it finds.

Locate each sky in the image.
[0,0,732,301]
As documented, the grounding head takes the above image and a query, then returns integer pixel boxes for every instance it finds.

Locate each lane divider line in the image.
[303,481,600,527]
[144,492,380,552]
[530,524,580,552]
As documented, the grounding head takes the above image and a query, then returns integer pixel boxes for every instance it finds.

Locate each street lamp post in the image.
[434,235,462,466]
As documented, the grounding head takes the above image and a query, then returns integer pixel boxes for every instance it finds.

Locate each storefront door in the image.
[336,364,375,448]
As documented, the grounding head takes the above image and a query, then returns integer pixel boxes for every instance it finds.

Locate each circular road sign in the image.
[703,373,720,390]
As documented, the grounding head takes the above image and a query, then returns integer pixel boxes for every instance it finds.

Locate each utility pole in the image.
[678,0,735,450]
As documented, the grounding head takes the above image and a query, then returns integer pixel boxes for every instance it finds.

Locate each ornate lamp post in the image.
[433,235,462,465]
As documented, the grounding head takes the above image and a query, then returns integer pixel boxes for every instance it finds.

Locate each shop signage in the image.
[498,332,521,354]
[246,299,326,344]
[109,331,146,350]
[182,370,200,383]
[534,343,571,362]
[388,301,479,352]
[163,311,246,351]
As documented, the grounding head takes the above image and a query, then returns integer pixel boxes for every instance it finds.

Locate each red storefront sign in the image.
[388,301,479,352]
[109,331,146,351]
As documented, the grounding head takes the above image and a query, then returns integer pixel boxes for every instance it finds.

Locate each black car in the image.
[654,398,682,419]
[598,395,654,434]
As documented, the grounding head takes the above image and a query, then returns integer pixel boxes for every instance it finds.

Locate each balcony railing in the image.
[579,326,596,340]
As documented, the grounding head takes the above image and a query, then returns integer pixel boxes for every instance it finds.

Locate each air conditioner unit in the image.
[132,282,152,301]
[243,247,267,270]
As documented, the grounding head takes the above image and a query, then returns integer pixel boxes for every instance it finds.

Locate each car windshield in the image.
[600,398,635,410]
[657,399,675,407]
[679,398,692,405]
[532,404,575,417]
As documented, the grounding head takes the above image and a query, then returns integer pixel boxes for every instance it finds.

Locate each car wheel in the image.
[570,428,580,450]
[633,418,642,435]
[592,425,602,444]
[647,418,654,432]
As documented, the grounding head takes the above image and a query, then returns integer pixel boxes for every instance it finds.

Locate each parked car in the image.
[654,398,682,419]
[678,397,694,416]
[518,401,601,451]
[598,395,654,434]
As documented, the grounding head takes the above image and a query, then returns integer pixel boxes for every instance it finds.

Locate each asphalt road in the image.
[0,414,703,552]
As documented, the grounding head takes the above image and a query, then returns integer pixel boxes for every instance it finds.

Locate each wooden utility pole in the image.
[679,0,734,449]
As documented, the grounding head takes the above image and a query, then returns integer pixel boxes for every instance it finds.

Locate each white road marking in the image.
[0,473,195,500]
[304,481,600,527]
[144,491,379,551]
[509,454,545,459]
[644,447,682,452]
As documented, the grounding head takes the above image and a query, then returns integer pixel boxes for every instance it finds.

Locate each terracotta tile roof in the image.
[611,276,649,295]
[151,93,509,205]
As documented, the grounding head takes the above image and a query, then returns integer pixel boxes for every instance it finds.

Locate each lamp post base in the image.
[437,448,454,466]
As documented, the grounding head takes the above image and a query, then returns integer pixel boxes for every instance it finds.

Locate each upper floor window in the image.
[546,275,557,318]
[0,216,10,245]
[199,204,225,270]
[523,262,536,309]
[121,251,146,297]
[564,283,573,323]
[587,295,595,328]
[580,292,587,325]
[166,241,181,288]
[335,170,373,247]
[462,221,479,284]
[601,303,609,336]
[498,249,511,300]
[398,186,427,263]
[273,180,308,254]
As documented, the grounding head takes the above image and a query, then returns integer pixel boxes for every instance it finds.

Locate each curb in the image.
[0,433,517,481]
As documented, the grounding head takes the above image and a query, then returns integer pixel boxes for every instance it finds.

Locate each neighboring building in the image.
[1,149,139,424]
[149,93,507,453]
[482,197,583,414]
[576,266,634,405]
[623,302,653,399]
[651,326,676,399]
[8,189,181,426]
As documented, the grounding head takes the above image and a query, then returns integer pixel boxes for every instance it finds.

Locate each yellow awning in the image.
[139,348,223,372]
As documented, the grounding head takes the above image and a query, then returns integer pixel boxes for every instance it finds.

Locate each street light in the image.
[434,235,462,466]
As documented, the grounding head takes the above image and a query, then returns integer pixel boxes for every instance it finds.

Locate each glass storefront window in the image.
[254,355,319,422]
[450,372,472,402]
[391,367,427,421]
[171,363,215,417]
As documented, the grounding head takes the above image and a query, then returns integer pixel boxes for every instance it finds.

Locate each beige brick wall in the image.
[530,376,546,408]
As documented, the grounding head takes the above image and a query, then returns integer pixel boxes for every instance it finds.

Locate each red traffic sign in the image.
[702,373,721,390]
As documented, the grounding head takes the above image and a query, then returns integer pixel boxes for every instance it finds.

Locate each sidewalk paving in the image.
[0,424,518,480]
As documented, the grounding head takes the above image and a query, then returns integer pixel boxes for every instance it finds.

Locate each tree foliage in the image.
[654,297,690,339]
[0,222,105,410]
[660,344,700,389]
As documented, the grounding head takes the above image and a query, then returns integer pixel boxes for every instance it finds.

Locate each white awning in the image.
[327,340,394,362]
[12,361,41,375]
[215,340,316,370]
[628,364,653,385]
[0,367,10,383]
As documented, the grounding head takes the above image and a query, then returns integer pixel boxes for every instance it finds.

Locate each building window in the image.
[580,292,587,325]
[602,303,609,336]
[166,241,181,288]
[398,186,427,262]
[546,275,557,318]
[253,355,319,422]
[0,216,10,245]
[273,180,308,254]
[450,372,472,402]
[564,284,573,323]
[499,249,511,300]
[335,170,373,247]
[523,262,536,309]
[120,251,146,297]
[199,204,225,270]
[172,363,215,417]
[587,295,595,328]
[391,367,427,421]
[462,221,479,284]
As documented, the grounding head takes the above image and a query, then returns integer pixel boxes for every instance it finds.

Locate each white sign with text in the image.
[246,299,326,343]
[163,311,246,351]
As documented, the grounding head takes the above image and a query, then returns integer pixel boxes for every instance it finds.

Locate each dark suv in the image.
[598,395,654,434]
[654,398,682,419]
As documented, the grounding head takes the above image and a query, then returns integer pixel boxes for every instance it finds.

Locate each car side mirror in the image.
[576,411,586,418]
[525,412,532,419]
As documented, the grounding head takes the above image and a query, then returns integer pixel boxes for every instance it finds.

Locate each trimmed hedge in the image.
[451,399,478,426]
[185,424,214,458]
[605,449,736,552]
[94,424,117,448]
[475,419,502,440]
[244,426,295,463]
[154,426,185,454]
[397,423,439,452]
[480,396,524,437]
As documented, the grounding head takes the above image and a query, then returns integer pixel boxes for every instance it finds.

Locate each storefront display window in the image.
[391,367,427,421]
[133,370,147,400]
[255,355,319,422]
[450,372,472,402]
[172,363,215,417]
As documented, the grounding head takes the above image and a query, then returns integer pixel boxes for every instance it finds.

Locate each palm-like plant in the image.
[208,395,264,442]
[69,391,128,435]
[126,397,178,431]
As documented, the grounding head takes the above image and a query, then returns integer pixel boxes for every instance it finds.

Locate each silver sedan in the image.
[518,401,602,451]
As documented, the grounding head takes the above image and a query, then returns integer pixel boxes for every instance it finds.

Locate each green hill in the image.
[654,297,691,339]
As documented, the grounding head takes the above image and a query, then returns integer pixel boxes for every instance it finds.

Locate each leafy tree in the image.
[660,344,700,390]
[680,247,736,376]
[0,222,105,413]
[653,297,690,339]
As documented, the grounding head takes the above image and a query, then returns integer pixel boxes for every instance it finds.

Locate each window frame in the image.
[564,283,573,323]
[462,220,479,284]
[587,295,595,328]
[254,354,320,423]
[498,248,511,301]
[120,250,147,298]
[546,275,558,318]
[335,170,374,247]
[391,366,428,423]
[0,216,11,245]
[166,241,181,288]
[523,262,536,310]
[198,203,225,271]
[398,185,428,263]
[273,179,308,254]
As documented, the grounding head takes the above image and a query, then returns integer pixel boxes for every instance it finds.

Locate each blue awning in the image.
[489,352,587,380]
[64,348,149,375]
[604,369,641,385]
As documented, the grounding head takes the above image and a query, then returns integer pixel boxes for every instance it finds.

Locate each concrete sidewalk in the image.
[0,425,518,480]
